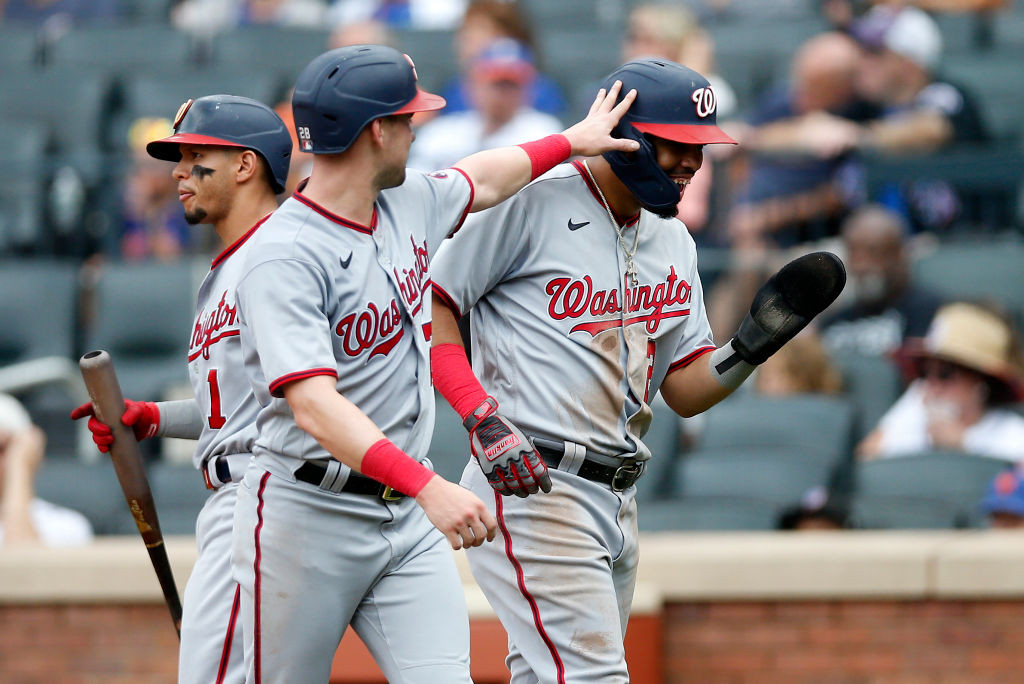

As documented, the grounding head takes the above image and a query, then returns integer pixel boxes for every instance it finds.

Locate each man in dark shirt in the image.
[821,204,943,356]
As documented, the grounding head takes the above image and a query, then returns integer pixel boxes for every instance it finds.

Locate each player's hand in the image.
[464,398,552,498]
[70,399,161,453]
[561,80,640,158]
[415,476,497,550]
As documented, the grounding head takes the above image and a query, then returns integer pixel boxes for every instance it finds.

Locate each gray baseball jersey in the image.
[178,216,272,684]
[431,160,715,683]
[433,160,715,461]
[231,170,477,683]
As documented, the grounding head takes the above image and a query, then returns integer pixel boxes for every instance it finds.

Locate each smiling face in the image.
[650,135,703,201]
[173,144,242,225]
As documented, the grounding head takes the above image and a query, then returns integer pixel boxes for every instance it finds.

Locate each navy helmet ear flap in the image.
[602,123,681,217]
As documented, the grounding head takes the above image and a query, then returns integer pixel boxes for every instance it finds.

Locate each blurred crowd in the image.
[2,0,1024,543]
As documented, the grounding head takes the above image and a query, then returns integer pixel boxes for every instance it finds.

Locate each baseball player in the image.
[71,95,292,684]
[229,44,640,684]
[429,59,847,683]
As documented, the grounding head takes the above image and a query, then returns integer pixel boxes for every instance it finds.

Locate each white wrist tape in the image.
[709,340,756,390]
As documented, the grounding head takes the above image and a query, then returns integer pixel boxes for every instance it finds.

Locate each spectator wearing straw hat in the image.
[857,302,1024,462]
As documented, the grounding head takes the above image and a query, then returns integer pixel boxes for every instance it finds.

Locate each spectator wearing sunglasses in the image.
[857,302,1024,462]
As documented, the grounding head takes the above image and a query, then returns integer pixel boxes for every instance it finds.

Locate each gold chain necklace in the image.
[582,159,640,287]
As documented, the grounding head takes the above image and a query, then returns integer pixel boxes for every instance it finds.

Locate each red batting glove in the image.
[70,399,160,453]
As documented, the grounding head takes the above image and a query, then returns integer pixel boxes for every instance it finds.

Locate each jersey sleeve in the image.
[415,167,474,254]
[430,194,531,318]
[237,258,338,398]
[667,252,717,374]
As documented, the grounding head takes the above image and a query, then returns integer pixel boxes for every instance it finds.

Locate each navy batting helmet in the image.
[147,94,292,193]
[600,59,736,216]
[291,44,446,155]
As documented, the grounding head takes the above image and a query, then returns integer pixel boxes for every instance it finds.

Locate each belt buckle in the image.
[611,461,644,491]
[379,485,403,502]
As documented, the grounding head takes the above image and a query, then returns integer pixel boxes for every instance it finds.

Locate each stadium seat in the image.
[696,395,857,471]
[671,446,837,509]
[0,27,41,68]
[427,393,471,484]
[392,29,458,94]
[847,494,963,530]
[633,397,682,502]
[0,69,113,185]
[45,25,197,72]
[537,27,624,113]
[0,259,79,365]
[210,27,332,84]
[862,146,1024,234]
[0,120,50,253]
[832,353,904,441]
[34,459,127,535]
[83,260,198,401]
[111,69,284,154]
[849,452,1011,529]
[911,240,1024,324]
[520,0,622,30]
[639,495,780,532]
[942,56,1024,142]
[149,462,209,536]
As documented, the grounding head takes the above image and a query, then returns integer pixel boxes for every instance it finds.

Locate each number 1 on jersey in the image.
[207,369,226,429]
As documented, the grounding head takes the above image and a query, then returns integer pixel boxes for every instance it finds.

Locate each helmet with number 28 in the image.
[291,44,447,155]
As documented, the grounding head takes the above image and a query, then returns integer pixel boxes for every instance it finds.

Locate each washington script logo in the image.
[336,298,405,359]
[545,267,692,335]
[189,290,238,361]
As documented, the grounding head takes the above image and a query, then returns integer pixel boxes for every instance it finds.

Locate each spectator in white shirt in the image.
[857,302,1024,463]
[0,393,93,547]
[408,38,563,172]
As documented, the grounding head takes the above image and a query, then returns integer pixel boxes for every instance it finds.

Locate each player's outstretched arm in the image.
[71,398,203,453]
[661,252,846,417]
[431,295,552,498]
[455,80,640,213]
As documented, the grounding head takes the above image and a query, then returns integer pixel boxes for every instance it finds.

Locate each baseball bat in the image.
[79,350,183,639]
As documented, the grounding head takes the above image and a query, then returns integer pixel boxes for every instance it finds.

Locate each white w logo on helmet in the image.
[691,87,716,119]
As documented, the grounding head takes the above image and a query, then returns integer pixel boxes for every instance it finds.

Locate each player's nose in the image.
[172,160,190,181]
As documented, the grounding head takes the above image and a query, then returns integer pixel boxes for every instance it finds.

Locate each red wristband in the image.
[518,134,571,181]
[431,343,489,420]
[360,438,435,498]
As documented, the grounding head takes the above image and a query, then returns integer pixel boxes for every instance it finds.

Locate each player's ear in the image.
[368,119,385,148]
[235,149,259,185]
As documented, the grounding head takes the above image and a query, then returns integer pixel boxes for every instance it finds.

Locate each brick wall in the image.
[665,600,1024,684]
[1,604,178,684]
[4,599,1024,682]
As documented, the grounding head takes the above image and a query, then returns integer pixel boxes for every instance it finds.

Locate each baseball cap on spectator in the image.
[851,5,943,72]
[980,469,1024,518]
[471,38,536,85]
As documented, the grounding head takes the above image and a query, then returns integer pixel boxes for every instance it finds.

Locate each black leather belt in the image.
[531,438,645,492]
[294,461,407,502]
